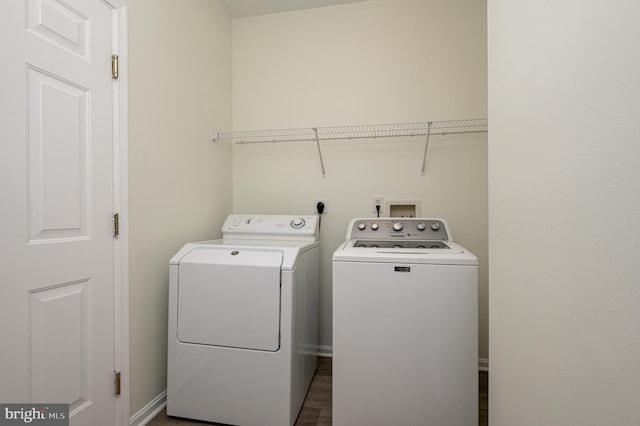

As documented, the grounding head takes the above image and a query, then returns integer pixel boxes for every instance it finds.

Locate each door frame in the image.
[106,1,129,425]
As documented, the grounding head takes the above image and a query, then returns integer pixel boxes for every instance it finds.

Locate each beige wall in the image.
[488,0,640,424]
[119,0,640,421]
[127,0,232,415]
[232,0,488,359]
[126,0,489,417]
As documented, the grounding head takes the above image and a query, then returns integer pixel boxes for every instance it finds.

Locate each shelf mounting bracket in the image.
[420,122,432,175]
[313,127,326,178]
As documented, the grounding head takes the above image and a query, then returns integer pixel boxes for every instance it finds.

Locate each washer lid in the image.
[177,246,283,351]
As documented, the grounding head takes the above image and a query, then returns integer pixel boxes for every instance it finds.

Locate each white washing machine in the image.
[167,214,320,426]
[332,218,478,426]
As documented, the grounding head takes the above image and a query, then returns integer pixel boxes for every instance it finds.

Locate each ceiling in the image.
[219,0,370,18]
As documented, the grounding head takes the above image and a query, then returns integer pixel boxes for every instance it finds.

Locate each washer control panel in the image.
[347,218,450,241]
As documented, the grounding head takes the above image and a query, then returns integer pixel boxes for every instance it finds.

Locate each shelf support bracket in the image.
[313,127,326,178]
[420,122,432,175]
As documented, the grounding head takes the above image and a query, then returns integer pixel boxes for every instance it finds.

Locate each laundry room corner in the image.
[125,0,488,423]
[231,0,489,365]
[127,0,233,421]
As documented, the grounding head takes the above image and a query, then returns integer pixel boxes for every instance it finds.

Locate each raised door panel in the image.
[27,66,90,243]
[30,280,93,412]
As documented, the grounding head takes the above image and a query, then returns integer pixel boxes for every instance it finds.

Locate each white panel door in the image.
[0,1,118,425]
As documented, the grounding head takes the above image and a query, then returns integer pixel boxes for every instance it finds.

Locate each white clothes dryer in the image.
[332,218,478,426]
[167,214,320,426]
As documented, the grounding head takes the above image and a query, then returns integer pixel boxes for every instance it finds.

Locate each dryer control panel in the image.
[222,214,319,241]
[347,218,451,241]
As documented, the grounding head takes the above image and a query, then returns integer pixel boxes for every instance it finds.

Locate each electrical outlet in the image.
[371,195,384,215]
[313,198,328,214]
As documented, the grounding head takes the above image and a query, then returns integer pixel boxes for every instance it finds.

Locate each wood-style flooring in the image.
[147,357,489,426]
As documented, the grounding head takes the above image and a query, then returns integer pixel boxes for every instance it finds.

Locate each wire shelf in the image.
[212,118,487,177]
[214,118,487,144]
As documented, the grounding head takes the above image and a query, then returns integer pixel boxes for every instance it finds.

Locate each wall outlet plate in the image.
[313,198,328,214]
[371,195,384,214]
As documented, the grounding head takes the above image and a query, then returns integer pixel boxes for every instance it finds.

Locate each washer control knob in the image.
[392,222,403,231]
[291,218,305,229]
[430,222,441,231]
[371,223,379,230]
[358,222,366,231]
[417,222,426,231]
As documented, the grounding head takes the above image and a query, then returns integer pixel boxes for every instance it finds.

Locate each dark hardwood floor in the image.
[148,357,488,426]
[479,369,489,426]
[294,356,332,426]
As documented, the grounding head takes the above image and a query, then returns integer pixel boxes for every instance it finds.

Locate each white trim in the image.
[317,345,333,357]
[478,358,489,372]
[105,2,129,426]
[129,391,167,426]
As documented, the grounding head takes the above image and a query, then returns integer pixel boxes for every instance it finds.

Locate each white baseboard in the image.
[129,390,166,426]
[478,358,489,372]
[317,345,333,357]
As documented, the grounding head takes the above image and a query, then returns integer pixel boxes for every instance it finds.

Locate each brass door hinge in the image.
[113,213,119,238]
[114,371,121,396]
[112,54,119,79]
